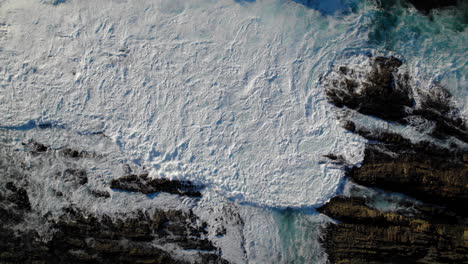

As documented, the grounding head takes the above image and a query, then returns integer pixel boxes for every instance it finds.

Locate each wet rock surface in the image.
[111,174,203,197]
[321,56,468,263]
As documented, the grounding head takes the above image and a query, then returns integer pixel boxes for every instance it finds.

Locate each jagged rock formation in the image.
[321,56,468,263]
[111,174,203,198]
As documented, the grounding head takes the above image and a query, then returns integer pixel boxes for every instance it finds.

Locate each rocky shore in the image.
[320,56,468,263]
[0,141,228,264]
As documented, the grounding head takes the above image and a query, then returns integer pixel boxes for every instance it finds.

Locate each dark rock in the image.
[90,189,110,198]
[199,253,231,264]
[61,148,95,159]
[325,56,467,143]
[348,138,467,216]
[0,204,225,264]
[0,146,226,264]
[323,154,338,160]
[322,56,468,263]
[342,120,356,132]
[44,207,220,263]
[375,0,462,15]
[0,227,50,264]
[63,168,88,185]
[4,182,31,211]
[407,0,459,13]
[110,174,203,197]
[318,196,467,264]
[323,154,348,165]
[22,140,49,154]
[326,56,414,121]
[342,125,467,214]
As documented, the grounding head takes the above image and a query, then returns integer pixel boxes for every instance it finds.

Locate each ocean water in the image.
[0,0,466,263]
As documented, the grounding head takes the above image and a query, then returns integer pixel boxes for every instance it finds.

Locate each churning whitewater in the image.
[0,0,369,208]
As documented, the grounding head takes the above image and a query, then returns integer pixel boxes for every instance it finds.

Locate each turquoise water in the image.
[366,0,468,102]
[272,208,327,264]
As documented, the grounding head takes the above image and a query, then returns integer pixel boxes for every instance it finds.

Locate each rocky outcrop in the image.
[326,56,414,122]
[321,56,468,263]
[351,145,466,215]
[324,56,467,142]
[110,174,203,198]
[343,125,468,215]
[318,196,467,264]
[320,132,468,263]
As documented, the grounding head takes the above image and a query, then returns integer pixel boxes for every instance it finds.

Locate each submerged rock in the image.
[376,0,461,14]
[110,174,203,197]
[90,189,110,198]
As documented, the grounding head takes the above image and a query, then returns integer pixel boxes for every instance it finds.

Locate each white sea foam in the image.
[0,0,368,208]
